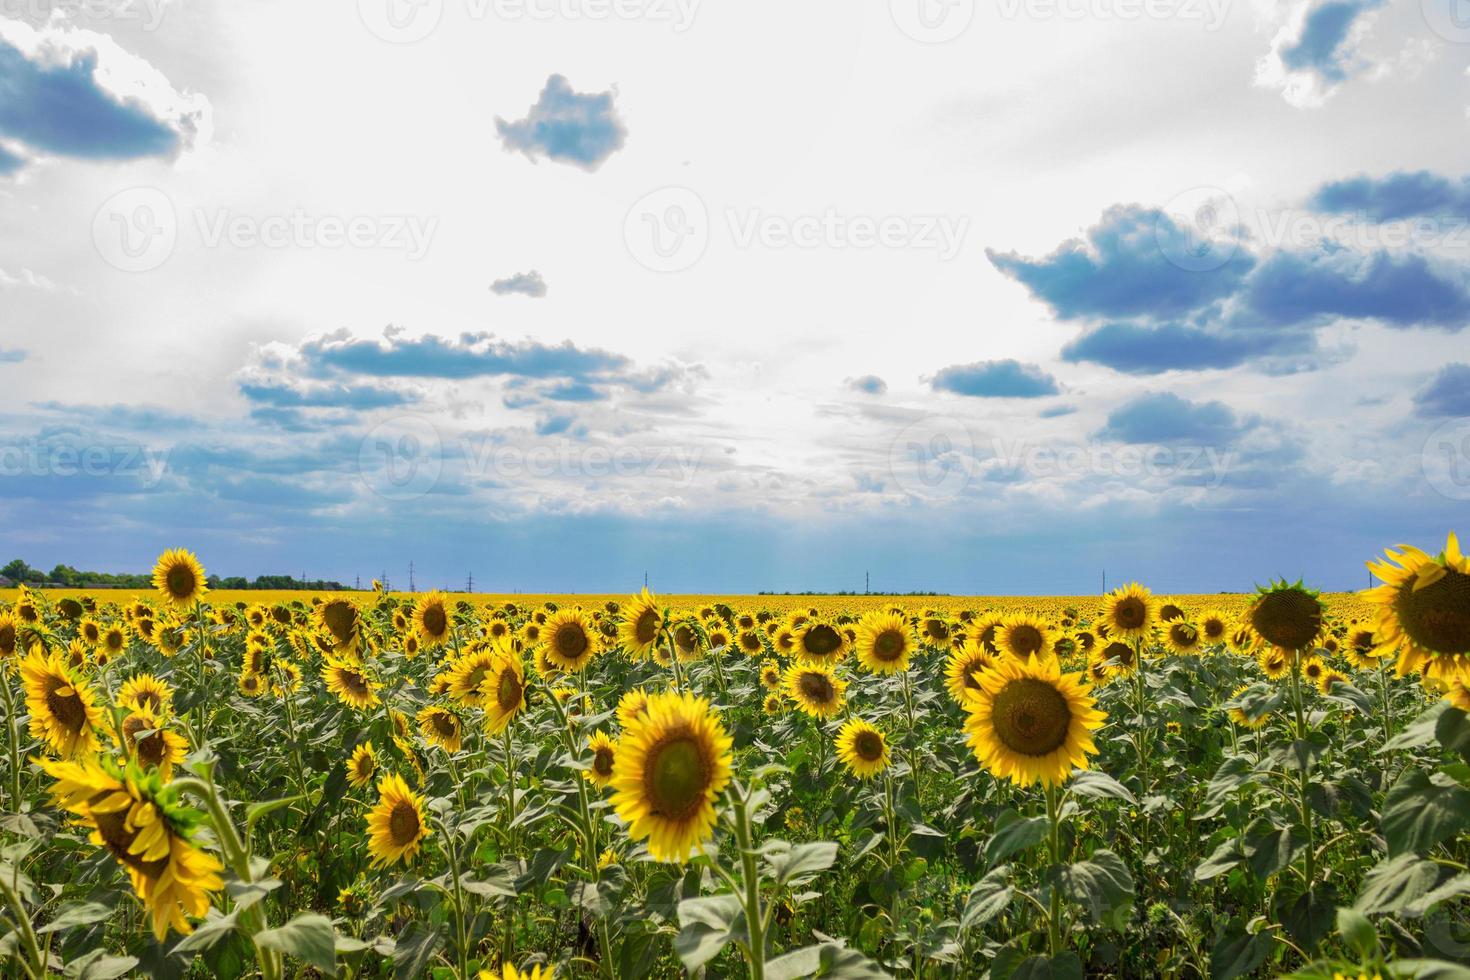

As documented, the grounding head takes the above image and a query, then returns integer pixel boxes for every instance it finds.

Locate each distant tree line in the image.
[1,559,345,591]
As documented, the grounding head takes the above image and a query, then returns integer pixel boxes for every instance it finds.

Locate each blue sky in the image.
[0,1,1466,594]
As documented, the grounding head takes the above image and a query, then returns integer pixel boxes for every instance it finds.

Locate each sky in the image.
[0,0,1467,594]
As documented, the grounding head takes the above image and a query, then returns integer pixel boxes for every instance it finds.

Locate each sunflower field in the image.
[1,539,1469,980]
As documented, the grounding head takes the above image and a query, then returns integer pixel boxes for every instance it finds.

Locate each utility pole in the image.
[408,561,416,593]
[865,571,869,595]
[467,572,474,593]
[355,575,360,590]
[1102,570,1106,595]
[643,571,648,589]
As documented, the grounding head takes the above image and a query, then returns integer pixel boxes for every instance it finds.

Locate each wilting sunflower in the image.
[1162,619,1202,656]
[854,611,916,675]
[609,692,733,862]
[112,706,189,780]
[617,687,651,728]
[1247,580,1324,652]
[413,591,453,650]
[322,657,381,710]
[346,742,379,788]
[1362,533,1470,681]
[945,647,994,704]
[1257,646,1292,680]
[998,616,1053,662]
[794,619,849,666]
[365,773,431,867]
[417,706,464,754]
[618,588,664,660]
[20,648,103,759]
[481,652,528,734]
[316,598,362,659]
[784,663,847,719]
[834,718,891,779]
[40,756,223,940]
[585,730,618,787]
[1102,584,1158,641]
[543,609,600,672]
[1226,684,1271,729]
[962,654,1106,788]
[151,549,208,610]
[1198,610,1230,647]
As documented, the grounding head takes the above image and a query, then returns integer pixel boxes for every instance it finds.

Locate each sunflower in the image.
[772,626,797,657]
[316,598,363,659]
[1444,676,1470,712]
[1228,625,1258,656]
[918,613,952,648]
[1162,619,1202,656]
[945,647,994,704]
[737,628,765,657]
[1102,584,1158,641]
[1226,684,1271,729]
[970,614,1006,656]
[585,730,618,787]
[763,693,783,715]
[237,671,266,698]
[671,619,704,662]
[444,647,500,707]
[1248,580,1324,652]
[479,964,555,980]
[413,591,453,650]
[784,663,847,719]
[1300,655,1327,687]
[113,705,189,780]
[365,773,431,867]
[609,692,733,863]
[854,611,915,675]
[617,687,651,728]
[1198,610,1230,647]
[1362,533,1470,681]
[704,621,733,653]
[77,616,102,648]
[40,756,224,940]
[758,661,782,690]
[481,652,528,734]
[1345,625,1385,670]
[794,619,849,666]
[100,623,129,659]
[1317,667,1349,696]
[20,648,103,758]
[417,706,464,754]
[322,657,380,710]
[543,609,600,672]
[997,616,1053,662]
[962,654,1106,788]
[151,549,208,609]
[1096,640,1138,678]
[619,588,664,660]
[346,742,379,788]
[834,718,890,779]
[1257,646,1292,680]
[1085,652,1112,685]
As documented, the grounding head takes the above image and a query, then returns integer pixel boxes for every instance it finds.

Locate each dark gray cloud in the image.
[490,270,548,298]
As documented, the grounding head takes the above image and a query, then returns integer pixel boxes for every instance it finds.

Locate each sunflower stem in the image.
[900,669,924,813]
[732,782,767,980]
[1044,783,1064,957]
[1287,652,1316,888]
[0,671,22,811]
[433,815,471,980]
[0,860,44,980]
[1376,663,1394,791]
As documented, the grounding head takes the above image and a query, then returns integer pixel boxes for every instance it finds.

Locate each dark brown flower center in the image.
[644,733,708,821]
[853,730,884,762]
[389,801,420,845]
[1396,568,1470,655]
[555,624,590,661]
[798,671,836,704]
[1112,597,1146,630]
[991,678,1072,757]
[1249,589,1322,650]
[872,629,906,662]
[165,564,196,598]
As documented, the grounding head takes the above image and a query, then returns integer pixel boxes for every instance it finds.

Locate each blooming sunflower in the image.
[1362,533,1470,681]
[945,647,994,704]
[1102,584,1158,641]
[834,718,890,779]
[758,661,782,690]
[40,756,224,940]
[970,614,1006,656]
[481,651,528,734]
[619,588,664,660]
[794,619,849,666]
[585,730,618,787]
[478,964,555,980]
[1257,646,1292,680]
[417,705,464,754]
[1300,655,1327,688]
[609,692,733,862]
[962,654,1106,788]
[784,663,847,719]
[1162,619,1202,656]
[616,687,651,728]
[1226,684,1271,729]
[1197,610,1230,647]
[77,616,102,649]
[365,773,431,867]
[737,628,765,657]
[918,613,952,648]
[100,623,129,659]
[446,647,500,707]
[346,742,379,788]
[151,549,208,610]
[322,657,381,710]
[1247,580,1324,653]
[543,609,600,672]
[1345,624,1386,670]
[237,671,266,698]
[20,648,103,759]
[413,591,453,650]
[998,616,1053,662]
[316,598,363,659]
[1097,640,1138,677]
[763,693,783,715]
[854,611,916,675]
[113,705,189,780]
